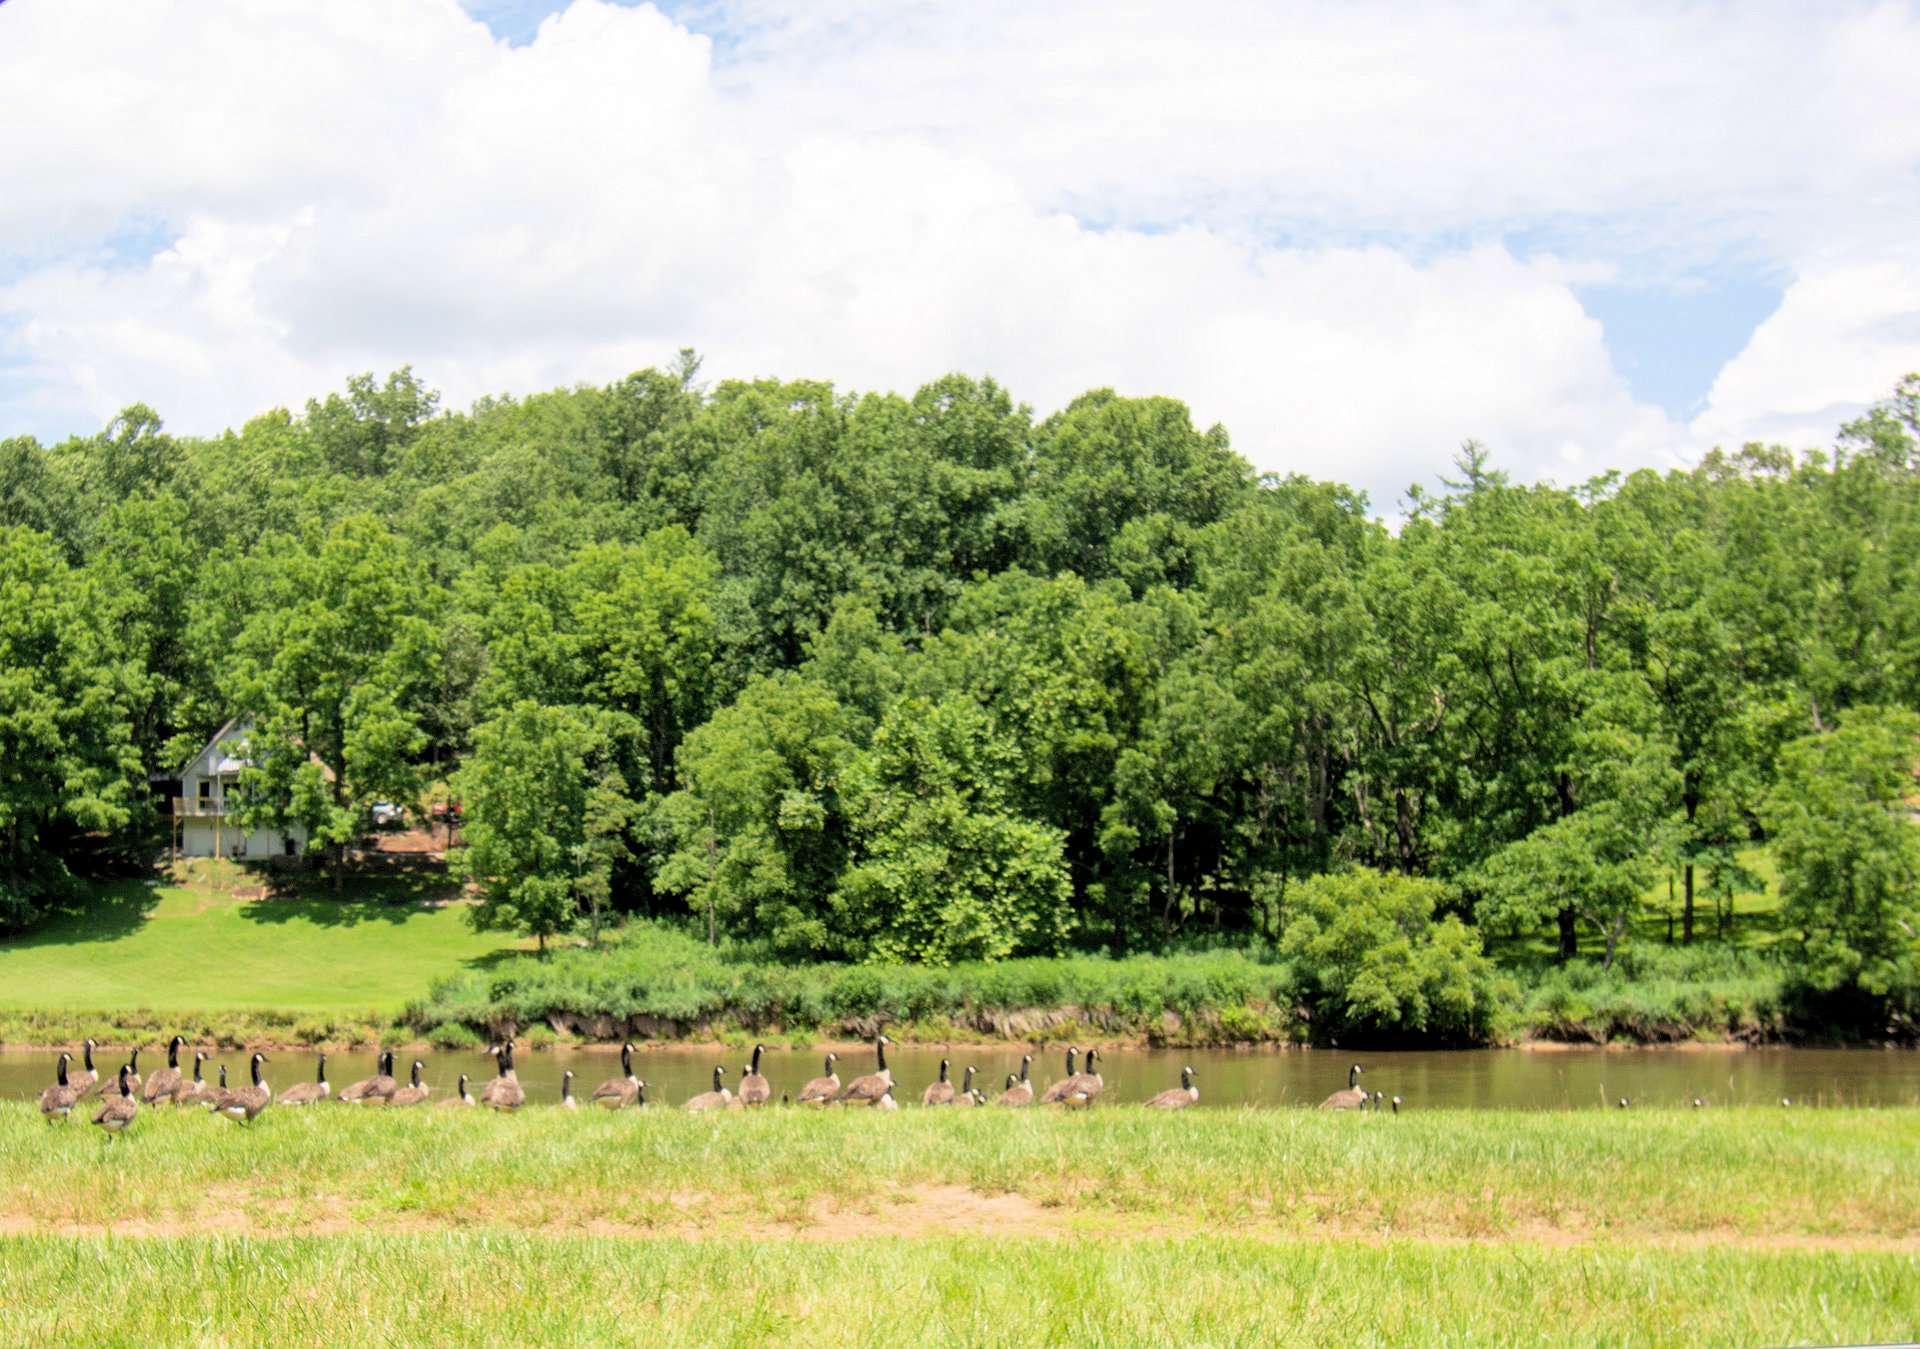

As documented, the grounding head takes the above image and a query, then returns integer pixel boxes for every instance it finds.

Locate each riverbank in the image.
[2,1107,1914,1345]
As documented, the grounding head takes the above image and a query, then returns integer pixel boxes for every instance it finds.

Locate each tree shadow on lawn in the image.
[6,878,165,948]
[236,862,465,929]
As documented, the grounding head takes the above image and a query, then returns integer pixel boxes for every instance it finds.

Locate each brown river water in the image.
[5,1044,1917,1110]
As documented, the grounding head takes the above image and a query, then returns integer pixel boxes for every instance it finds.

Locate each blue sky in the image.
[3,1,1917,509]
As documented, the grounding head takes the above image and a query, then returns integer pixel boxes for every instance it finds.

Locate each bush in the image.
[1278,868,1511,1046]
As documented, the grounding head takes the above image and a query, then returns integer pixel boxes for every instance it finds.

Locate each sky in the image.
[2,0,1918,512]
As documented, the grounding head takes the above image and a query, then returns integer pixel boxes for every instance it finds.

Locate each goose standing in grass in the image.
[738,1044,772,1106]
[633,1080,649,1109]
[39,1053,80,1122]
[876,1083,898,1111]
[590,1043,641,1109]
[1319,1064,1366,1110]
[70,1038,99,1098]
[1146,1065,1199,1110]
[390,1060,431,1108]
[116,1047,144,1101]
[796,1053,840,1105]
[92,1066,138,1138]
[214,1052,272,1124]
[922,1058,956,1106]
[479,1043,525,1112]
[172,1053,212,1106]
[835,1035,895,1106]
[1055,1048,1104,1107]
[143,1036,188,1105]
[278,1055,332,1106]
[441,1073,476,1108]
[1038,1047,1081,1104]
[685,1066,731,1111]
[949,1066,981,1107]
[198,1063,230,1108]
[997,1056,1034,1106]
[556,1070,577,1110]
[1391,1096,1402,1114]
[339,1050,397,1105]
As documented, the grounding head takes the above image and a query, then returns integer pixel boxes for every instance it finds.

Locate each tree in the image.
[228,518,440,884]
[0,528,140,928]
[1762,707,1920,1010]
[838,694,1073,964]
[453,701,630,952]
[1278,868,1507,1045]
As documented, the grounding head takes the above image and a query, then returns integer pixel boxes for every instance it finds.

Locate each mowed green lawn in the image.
[0,869,518,1015]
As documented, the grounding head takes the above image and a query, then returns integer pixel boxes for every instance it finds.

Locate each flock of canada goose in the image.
[34,1034,1405,1136]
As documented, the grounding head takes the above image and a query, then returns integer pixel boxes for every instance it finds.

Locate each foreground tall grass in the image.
[4,1104,1915,1241]
[0,1231,1912,1347]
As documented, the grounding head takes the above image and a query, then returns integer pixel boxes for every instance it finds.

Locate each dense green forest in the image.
[4,359,1919,1037]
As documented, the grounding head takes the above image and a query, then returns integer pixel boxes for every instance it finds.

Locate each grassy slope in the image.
[0,1107,1914,1346]
[0,866,516,1017]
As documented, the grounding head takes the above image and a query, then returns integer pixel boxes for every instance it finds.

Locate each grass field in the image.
[0,1106,1914,1345]
[0,863,516,1024]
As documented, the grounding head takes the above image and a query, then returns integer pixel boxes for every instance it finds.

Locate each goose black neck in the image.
[82,1042,94,1071]
[621,1044,632,1075]
[960,1066,974,1091]
[750,1044,763,1074]
[1064,1047,1077,1076]
[1182,1067,1193,1089]
[712,1066,724,1091]
[636,1082,647,1107]
[457,1074,468,1096]
[1349,1065,1360,1089]
[129,1048,140,1072]
[251,1057,264,1087]
[56,1056,70,1087]
[938,1059,949,1083]
[118,1068,131,1097]
[168,1038,182,1068]
[316,1056,327,1083]
[875,1039,887,1072]
[411,1062,423,1087]
[1019,1057,1031,1082]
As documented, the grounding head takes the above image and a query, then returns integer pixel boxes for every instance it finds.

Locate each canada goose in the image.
[1691,1097,1707,1109]
[1039,1046,1081,1104]
[1617,1097,1630,1109]
[390,1060,431,1108]
[171,1051,212,1106]
[198,1063,229,1109]
[214,1053,272,1124]
[441,1073,476,1107]
[278,1054,332,1106]
[479,1043,525,1112]
[796,1053,840,1105]
[634,1080,649,1108]
[143,1036,188,1105]
[117,1047,144,1101]
[590,1043,641,1109]
[923,1058,956,1106]
[950,1065,980,1107]
[1391,1096,1402,1114]
[685,1066,731,1111]
[339,1050,398,1105]
[997,1056,1034,1106]
[92,1066,138,1137]
[876,1083,898,1111]
[1319,1064,1366,1110]
[70,1038,99,1097]
[835,1035,895,1105]
[39,1053,79,1122]
[1781,1097,1792,1107]
[1146,1065,1199,1110]
[1054,1048,1104,1107]
[738,1044,772,1106]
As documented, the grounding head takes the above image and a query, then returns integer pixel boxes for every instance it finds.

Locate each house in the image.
[167,716,310,860]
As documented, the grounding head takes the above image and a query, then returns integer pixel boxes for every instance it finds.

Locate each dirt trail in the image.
[0,1184,1913,1253]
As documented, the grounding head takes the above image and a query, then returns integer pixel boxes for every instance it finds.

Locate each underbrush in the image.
[1515,946,1788,1043]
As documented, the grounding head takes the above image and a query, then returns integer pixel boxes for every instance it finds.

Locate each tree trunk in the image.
[1557,907,1578,960]
[1602,912,1625,971]
[1682,863,1695,945]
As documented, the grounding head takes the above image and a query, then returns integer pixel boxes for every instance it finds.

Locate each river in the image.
[5,1044,1918,1109]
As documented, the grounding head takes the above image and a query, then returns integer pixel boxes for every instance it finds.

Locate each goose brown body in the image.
[997,1056,1034,1106]
[389,1060,430,1107]
[92,1066,138,1135]
[339,1051,397,1105]
[922,1058,955,1106]
[39,1053,80,1121]
[1319,1064,1366,1109]
[684,1066,731,1111]
[737,1044,772,1106]
[835,1036,895,1105]
[69,1039,99,1098]
[143,1036,188,1105]
[213,1053,272,1123]
[590,1043,641,1109]
[479,1045,525,1111]
[1146,1066,1199,1109]
[278,1055,332,1106]
[796,1053,839,1105]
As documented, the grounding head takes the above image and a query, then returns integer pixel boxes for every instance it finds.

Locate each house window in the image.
[197,779,212,810]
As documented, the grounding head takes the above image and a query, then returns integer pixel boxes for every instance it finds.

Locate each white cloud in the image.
[0,0,1916,509]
